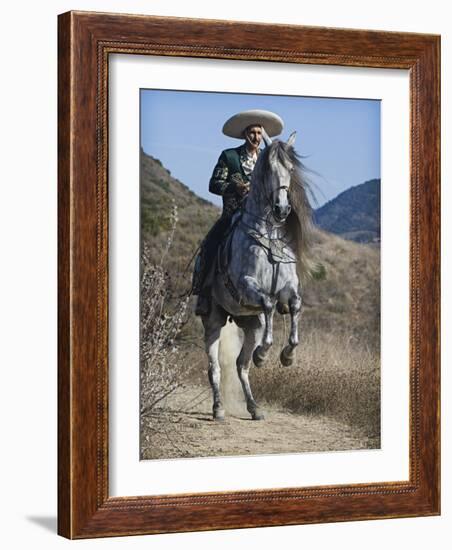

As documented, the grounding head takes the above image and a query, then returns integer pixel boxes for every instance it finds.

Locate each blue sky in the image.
[140,89,380,208]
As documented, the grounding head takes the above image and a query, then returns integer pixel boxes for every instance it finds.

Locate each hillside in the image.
[302,229,380,344]
[140,150,380,345]
[314,179,380,243]
[141,148,220,291]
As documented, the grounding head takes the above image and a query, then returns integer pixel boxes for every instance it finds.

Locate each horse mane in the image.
[258,141,316,282]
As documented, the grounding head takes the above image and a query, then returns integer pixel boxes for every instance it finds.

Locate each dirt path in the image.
[141,384,379,460]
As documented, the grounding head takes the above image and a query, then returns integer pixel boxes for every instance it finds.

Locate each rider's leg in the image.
[194,216,231,316]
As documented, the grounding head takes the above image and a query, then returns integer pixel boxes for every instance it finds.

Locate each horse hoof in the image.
[253,346,266,368]
[252,410,265,421]
[213,408,225,421]
[247,403,265,420]
[280,346,295,367]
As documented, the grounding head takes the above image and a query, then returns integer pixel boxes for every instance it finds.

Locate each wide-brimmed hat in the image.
[222,109,284,139]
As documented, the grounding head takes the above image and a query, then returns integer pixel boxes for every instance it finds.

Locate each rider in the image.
[193,109,284,316]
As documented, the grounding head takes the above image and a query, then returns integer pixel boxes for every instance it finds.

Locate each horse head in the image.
[259,129,297,223]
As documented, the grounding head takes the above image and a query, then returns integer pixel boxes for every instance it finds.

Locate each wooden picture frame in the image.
[58,11,440,539]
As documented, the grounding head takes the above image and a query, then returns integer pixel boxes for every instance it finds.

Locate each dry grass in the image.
[140,158,381,446]
[302,229,380,346]
[140,223,381,442]
[251,327,380,439]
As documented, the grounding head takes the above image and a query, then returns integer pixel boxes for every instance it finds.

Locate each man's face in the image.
[244,125,263,149]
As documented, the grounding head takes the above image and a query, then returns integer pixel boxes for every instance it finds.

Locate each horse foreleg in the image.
[280,294,302,367]
[236,322,265,420]
[253,302,275,368]
[240,276,275,368]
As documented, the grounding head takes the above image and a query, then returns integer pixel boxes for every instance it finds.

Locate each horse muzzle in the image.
[273,203,291,222]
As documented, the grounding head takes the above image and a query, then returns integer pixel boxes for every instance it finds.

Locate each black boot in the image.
[195,293,211,317]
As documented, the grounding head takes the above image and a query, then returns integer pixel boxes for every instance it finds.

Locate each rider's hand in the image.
[231,173,250,197]
[236,181,250,197]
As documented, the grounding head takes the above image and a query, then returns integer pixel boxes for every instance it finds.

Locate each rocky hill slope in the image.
[314,178,380,244]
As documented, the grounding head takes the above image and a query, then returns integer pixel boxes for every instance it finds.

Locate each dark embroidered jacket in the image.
[209,145,259,218]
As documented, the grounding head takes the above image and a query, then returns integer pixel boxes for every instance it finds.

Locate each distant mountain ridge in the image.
[141,148,380,246]
[314,179,380,244]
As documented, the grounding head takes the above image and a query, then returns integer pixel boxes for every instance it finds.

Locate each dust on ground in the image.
[140,382,380,460]
[141,322,380,460]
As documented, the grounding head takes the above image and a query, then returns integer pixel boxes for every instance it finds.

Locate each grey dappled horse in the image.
[202,131,314,421]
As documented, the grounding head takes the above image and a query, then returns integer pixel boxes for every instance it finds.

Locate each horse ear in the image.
[287,131,297,147]
[261,126,272,147]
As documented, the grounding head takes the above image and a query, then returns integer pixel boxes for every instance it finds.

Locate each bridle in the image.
[267,184,291,201]
[261,178,292,221]
[240,177,293,251]
[242,128,294,237]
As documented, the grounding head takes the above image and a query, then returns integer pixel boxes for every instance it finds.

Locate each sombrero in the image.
[222,109,284,139]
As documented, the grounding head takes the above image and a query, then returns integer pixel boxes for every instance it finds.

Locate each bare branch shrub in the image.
[140,202,190,415]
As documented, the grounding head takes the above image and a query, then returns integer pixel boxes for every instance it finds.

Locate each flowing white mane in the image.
[257,140,315,280]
